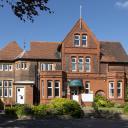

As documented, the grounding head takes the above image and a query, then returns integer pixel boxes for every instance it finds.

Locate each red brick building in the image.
[0,18,128,105]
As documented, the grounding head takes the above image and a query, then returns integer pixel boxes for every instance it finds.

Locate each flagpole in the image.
[80,5,82,29]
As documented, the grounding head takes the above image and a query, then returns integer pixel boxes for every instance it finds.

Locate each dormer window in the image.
[74,34,80,47]
[82,34,87,47]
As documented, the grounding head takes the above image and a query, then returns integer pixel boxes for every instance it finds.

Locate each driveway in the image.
[0,118,128,128]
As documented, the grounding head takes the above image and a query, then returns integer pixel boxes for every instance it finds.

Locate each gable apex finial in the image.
[80,5,82,29]
[23,39,26,51]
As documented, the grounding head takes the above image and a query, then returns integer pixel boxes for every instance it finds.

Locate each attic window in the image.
[82,34,87,47]
[74,34,80,47]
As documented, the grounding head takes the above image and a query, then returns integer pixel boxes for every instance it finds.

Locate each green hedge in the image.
[5,98,83,118]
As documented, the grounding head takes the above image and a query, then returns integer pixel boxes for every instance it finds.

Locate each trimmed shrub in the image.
[49,98,83,118]
[94,95,114,108]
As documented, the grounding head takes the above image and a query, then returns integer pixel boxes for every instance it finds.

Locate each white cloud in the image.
[115,1,128,9]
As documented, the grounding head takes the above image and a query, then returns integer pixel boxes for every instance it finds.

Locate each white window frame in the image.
[54,81,60,97]
[117,81,122,98]
[1,80,13,98]
[85,81,90,94]
[0,64,3,71]
[85,57,91,72]
[82,34,87,47]
[109,82,114,98]
[3,64,8,71]
[41,63,45,71]
[71,57,77,72]
[47,80,53,97]
[78,57,83,72]
[74,35,80,47]
[0,80,3,97]
[21,62,28,70]
[8,64,13,71]
[48,64,53,71]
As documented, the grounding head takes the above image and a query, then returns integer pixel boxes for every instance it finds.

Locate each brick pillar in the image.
[114,79,117,99]
[44,80,47,99]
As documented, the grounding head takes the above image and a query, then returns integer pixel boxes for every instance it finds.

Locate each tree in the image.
[0,0,52,22]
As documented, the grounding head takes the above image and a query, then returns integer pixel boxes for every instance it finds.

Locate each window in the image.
[3,64,8,71]
[16,62,28,70]
[8,81,12,97]
[0,80,13,97]
[109,82,114,98]
[42,81,44,97]
[0,64,3,71]
[82,34,87,46]
[3,81,8,97]
[71,57,77,72]
[47,81,52,97]
[55,81,60,97]
[85,81,90,94]
[78,57,83,72]
[48,64,52,71]
[85,57,91,72]
[117,81,122,98]
[41,63,54,71]
[8,64,13,71]
[21,62,27,69]
[0,81,2,97]
[74,35,80,47]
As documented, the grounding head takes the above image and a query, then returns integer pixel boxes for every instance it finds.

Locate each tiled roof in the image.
[100,41,128,62]
[22,42,61,60]
[0,41,22,61]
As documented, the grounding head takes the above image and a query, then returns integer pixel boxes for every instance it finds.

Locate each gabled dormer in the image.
[62,18,100,50]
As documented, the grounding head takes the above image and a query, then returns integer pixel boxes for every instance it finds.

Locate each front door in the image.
[16,87,25,104]
[71,88,79,102]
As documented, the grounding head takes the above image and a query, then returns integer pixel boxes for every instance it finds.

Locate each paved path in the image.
[0,118,128,128]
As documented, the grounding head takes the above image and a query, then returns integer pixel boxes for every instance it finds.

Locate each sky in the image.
[0,0,128,53]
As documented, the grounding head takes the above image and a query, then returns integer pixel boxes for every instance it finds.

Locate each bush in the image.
[0,99,4,110]
[94,95,114,108]
[5,107,17,117]
[5,104,32,118]
[15,104,32,118]
[49,98,83,118]
[124,103,128,114]
[32,104,49,118]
